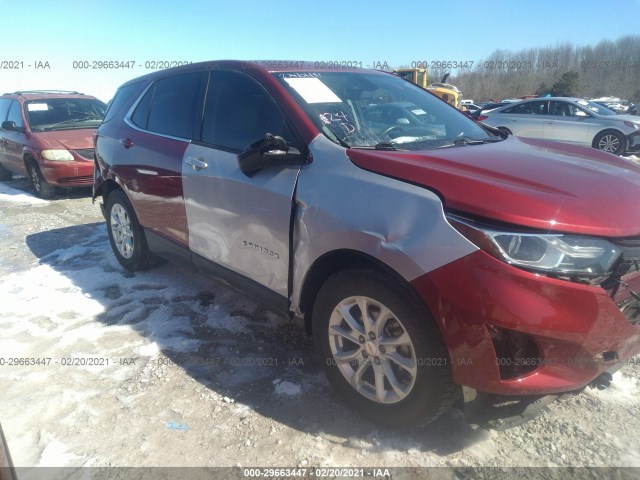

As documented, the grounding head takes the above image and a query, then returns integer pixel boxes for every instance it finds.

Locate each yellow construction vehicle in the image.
[394,68,465,110]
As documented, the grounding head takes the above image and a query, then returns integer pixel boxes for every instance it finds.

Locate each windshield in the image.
[273,71,496,150]
[575,99,617,116]
[25,98,107,132]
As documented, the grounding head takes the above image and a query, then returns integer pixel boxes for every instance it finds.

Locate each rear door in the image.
[110,71,206,247]
[182,69,303,297]
[494,100,548,138]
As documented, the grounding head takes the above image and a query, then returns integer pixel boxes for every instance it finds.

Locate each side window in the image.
[566,104,587,117]
[201,70,294,151]
[0,99,12,122]
[505,101,547,115]
[103,81,145,124]
[6,101,24,128]
[549,101,566,116]
[145,72,204,139]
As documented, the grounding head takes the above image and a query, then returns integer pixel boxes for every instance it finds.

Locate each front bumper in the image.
[41,159,94,187]
[627,131,640,153]
[412,250,640,395]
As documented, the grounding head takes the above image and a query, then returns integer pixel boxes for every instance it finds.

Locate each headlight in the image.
[448,215,621,282]
[41,149,74,161]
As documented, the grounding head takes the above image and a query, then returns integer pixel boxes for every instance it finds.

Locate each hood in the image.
[347,136,640,237]
[29,129,96,150]
[607,114,640,124]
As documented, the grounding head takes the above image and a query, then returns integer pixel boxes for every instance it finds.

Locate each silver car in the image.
[479,97,640,155]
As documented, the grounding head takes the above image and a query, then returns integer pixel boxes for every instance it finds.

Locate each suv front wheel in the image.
[313,269,458,427]
[106,190,158,271]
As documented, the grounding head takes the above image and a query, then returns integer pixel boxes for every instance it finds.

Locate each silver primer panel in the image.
[290,135,478,305]
[182,143,300,297]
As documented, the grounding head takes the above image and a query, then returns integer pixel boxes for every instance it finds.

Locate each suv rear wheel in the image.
[28,160,55,199]
[313,269,458,427]
[106,190,158,271]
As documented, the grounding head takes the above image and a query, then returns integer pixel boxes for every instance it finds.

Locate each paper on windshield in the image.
[284,77,342,104]
[27,103,49,111]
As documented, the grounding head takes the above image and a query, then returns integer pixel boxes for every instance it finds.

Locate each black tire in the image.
[0,162,12,181]
[312,269,458,428]
[498,127,512,136]
[105,189,158,271]
[28,160,55,199]
[593,129,626,155]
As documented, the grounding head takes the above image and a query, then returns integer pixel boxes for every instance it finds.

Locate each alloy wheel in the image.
[110,203,134,259]
[328,295,417,404]
[598,134,620,153]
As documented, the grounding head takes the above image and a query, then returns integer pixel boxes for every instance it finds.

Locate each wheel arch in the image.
[22,149,39,173]
[298,249,432,336]
[592,128,626,152]
[97,178,123,205]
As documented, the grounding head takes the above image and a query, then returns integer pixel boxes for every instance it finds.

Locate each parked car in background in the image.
[479,97,640,155]
[592,99,638,116]
[591,97,638,115]
[0,90,107,198]
[469,102,504,119]
[94,61,640,427]
[462,103,481,115]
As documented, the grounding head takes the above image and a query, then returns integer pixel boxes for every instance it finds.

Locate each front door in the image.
[182,70,302,297]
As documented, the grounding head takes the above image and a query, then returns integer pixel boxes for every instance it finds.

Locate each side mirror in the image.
[238,133,301,176]
[1,121,24,133]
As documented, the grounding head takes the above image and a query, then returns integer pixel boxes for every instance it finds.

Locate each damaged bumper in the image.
[412,250,640,396]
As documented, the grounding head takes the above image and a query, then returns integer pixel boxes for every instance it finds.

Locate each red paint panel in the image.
[411,250,640,394]
[109,126,190,247]
[348,136,640,237]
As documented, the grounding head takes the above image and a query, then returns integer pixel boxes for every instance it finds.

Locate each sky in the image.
[1,0,639,102]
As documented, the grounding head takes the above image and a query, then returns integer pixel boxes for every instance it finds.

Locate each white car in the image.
[479,97,640,155]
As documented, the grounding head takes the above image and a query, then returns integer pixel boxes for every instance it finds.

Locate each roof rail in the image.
[6,90,85,95]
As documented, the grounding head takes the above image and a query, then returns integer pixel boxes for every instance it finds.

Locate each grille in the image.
[608,238,640,325]
[58,175,93,184]
[74,148,95,160]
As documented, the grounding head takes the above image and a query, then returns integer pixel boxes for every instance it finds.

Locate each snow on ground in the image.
[0,182,49,205]
[1,181,640,473]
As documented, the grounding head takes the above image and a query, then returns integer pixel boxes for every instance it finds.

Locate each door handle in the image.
[185,156,208,171]
[119,138,134,149]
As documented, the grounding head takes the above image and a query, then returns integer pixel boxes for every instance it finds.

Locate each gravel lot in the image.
[1,175,639,480]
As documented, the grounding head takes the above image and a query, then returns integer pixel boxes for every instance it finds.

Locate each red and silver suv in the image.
[94,61,640,427]
[0,90,106,198]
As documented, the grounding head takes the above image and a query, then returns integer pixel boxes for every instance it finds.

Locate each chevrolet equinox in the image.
[93,61,640,427]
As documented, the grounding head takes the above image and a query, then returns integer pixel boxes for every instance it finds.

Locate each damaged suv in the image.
[94,61,640,427]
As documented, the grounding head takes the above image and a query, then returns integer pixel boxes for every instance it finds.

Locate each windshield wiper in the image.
[71,110,102,119]
[43,118,101,131]
[373,142,402,151]
[437,135,503,149]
